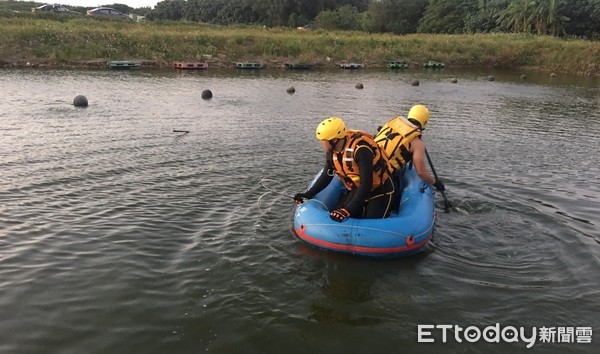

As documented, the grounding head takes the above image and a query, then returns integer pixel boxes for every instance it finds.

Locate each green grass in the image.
[1,16,599,75]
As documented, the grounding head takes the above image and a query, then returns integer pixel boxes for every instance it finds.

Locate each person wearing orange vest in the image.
[293,117,396,222]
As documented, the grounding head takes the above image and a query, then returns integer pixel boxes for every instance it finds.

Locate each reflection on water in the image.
[0,68,599,353]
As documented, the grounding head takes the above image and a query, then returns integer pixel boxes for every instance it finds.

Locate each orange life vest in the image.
[331,130,392,190]
[374,116,422,172]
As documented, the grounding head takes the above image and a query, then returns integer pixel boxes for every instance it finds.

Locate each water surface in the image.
[1,67,599,353]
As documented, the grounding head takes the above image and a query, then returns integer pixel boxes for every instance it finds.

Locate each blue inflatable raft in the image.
[292,163,435,257]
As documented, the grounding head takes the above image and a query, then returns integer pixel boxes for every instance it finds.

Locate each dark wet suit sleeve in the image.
[304,154,334,198]
[342,146,373,217]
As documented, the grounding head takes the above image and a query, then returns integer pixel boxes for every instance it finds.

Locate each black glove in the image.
[293,192,311,204]
[330,208,350,222]
[433,179,445,191]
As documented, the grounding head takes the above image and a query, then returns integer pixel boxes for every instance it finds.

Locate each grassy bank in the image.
[1,16,600,75]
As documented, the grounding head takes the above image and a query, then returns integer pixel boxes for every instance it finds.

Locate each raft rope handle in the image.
[300,222,434,240]
[303,198,331,213]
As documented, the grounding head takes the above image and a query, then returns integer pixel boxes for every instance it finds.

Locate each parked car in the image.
[86,7,130,19]
[31,4,81,14]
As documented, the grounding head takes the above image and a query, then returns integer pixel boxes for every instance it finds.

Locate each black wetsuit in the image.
[304,142,395,219]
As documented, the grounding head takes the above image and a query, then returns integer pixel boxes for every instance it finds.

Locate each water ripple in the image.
[1,69,599,354]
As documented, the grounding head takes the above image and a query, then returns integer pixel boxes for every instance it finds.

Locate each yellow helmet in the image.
[407,105,430,129]
[316,117,346,140]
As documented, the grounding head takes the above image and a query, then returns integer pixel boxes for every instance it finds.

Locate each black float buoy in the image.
[286,86,295,94]
[201,89,213,100]
[355,83,364,89]
[450,78,458,83]
[520,74,527,80]
[411,79,420,86]
[487,75,495,81]
[73,95,88,107]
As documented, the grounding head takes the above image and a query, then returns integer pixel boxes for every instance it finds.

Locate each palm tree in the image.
[528,0,568,35]
[545,0,568,36]
[498,0,535,33]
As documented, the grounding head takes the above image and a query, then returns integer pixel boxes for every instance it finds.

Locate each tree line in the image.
[2,1,599,38]
[145,0,600,38]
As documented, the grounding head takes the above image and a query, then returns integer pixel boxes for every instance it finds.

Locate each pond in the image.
[0,67,599,353]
